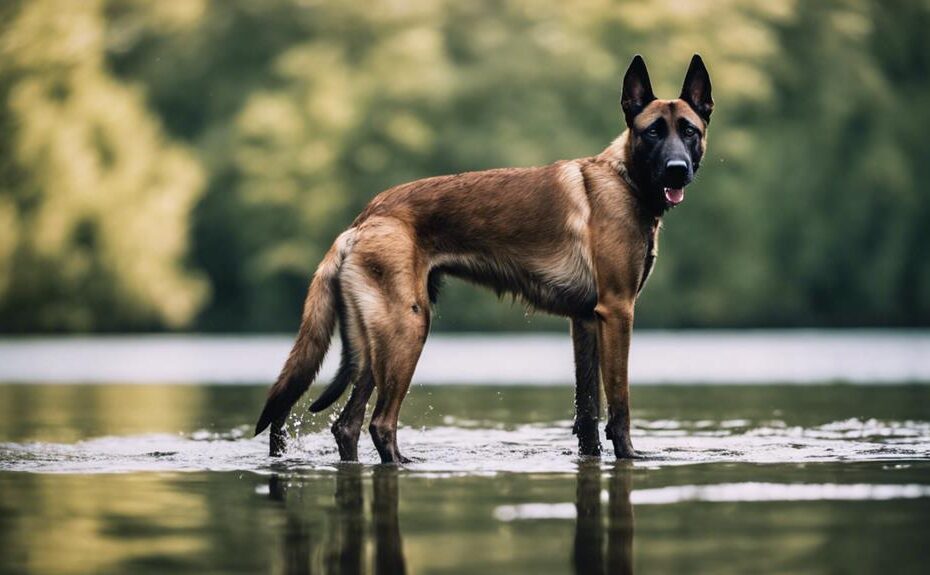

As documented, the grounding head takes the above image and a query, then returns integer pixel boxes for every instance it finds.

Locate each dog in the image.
[254,54,713,462]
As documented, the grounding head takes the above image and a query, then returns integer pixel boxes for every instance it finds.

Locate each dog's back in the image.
[352,163,600,316]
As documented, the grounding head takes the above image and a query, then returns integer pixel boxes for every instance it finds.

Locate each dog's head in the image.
[621,54,713,212]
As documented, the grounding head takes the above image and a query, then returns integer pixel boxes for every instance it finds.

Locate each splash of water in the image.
[1,417,927,475]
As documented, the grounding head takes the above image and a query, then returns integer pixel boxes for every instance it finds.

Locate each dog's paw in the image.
[614,449,644,460]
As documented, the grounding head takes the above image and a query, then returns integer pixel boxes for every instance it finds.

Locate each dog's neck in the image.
[599,131,665,220]
[599,131,635,186]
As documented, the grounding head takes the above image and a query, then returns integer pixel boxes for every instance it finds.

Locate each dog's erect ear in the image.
[621,55,656,127]
[680,54,713,123]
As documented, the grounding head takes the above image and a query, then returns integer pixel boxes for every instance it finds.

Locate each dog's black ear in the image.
[680,54,713,122]
[621,55,656,127]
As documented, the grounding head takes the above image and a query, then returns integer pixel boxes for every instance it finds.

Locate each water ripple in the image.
[1,417,927,475]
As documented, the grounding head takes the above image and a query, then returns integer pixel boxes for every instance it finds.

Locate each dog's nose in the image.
[664,159,690,187]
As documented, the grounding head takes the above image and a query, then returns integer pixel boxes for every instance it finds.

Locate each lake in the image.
[1,372,929,573]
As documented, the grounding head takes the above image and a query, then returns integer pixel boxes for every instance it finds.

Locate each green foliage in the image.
[0,0,205,331]
[0,0,928,332]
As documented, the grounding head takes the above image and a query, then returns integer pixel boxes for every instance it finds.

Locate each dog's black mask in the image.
[621,54,713,214]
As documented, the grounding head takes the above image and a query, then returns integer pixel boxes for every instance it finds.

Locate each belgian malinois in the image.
[255,54,713,462]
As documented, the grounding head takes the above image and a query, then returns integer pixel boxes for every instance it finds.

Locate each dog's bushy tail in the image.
[254,230,355,436]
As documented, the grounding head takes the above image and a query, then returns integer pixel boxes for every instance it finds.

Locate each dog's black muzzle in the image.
[662,159,692,188]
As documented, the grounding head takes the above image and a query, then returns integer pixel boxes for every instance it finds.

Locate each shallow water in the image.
[1,383,929,574]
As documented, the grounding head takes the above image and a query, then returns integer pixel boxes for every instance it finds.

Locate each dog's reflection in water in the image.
[267,462,633,574]
[267,465,406,575]
[574,461,635,575]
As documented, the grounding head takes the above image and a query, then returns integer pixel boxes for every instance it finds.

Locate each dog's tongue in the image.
[664,187,685,205]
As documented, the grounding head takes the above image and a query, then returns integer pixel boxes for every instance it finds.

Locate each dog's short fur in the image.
[255,55,713,462]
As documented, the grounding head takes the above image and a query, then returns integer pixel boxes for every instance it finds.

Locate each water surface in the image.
[1,383,928,574]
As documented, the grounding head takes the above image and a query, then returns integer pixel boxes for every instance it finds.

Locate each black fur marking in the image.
[637,226,657,296]
[254,349,318,436]
[269,414,288,456]
[331,368,375,461]
[628,120,703,216]
[642,118,668,140]
[677,118,701,138]
[621,55,656,127]
[427,268,443,304]
[680,54,714,123]
[628,133,671,216]
[572,318,601,456]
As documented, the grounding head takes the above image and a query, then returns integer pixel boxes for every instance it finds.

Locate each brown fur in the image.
[255,55,712,462]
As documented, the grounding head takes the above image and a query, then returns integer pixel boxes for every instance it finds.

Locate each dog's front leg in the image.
[594,297,638,459]
[571,318,602,457]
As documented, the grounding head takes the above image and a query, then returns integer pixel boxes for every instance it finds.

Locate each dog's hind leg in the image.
[367,286,430,463]
[360,228,430,463]
[368,315,428,464]
[330,294,375,461]
[332,369,375,461]
[340,218,430,464]
[572,318,602,457]
[269,414,289,457]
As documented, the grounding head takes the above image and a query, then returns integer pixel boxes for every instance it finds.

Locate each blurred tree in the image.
[743,0,930,326]
[0,0,206,332]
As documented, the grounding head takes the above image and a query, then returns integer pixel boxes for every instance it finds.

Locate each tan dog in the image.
[255,54,713,462]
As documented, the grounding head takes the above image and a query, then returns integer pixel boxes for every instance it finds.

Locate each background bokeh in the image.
[1,0,928,333]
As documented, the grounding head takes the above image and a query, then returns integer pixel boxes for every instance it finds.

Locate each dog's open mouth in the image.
[664,187,685,206]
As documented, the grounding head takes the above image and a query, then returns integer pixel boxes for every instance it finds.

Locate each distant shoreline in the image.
[1,331,928,385]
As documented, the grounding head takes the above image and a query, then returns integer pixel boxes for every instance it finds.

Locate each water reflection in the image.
[327,467,364,575]
[1,383,927,574]
[267,466,406,575]
[574,462,635,575]
[266,463,632,575]
[371,468,406,575]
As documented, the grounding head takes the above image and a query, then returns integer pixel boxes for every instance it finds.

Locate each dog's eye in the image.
[683,126,697,137]
[646,127,659,138]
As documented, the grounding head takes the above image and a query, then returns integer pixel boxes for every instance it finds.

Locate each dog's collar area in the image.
[617,163,640,196]
[617,163,660,216]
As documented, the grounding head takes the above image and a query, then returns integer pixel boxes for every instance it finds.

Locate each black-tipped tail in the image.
[254,403,278,437]
[253,229,354,438]
[254,354,317,436]
[254,319,326,438]
[254,375,299,436]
